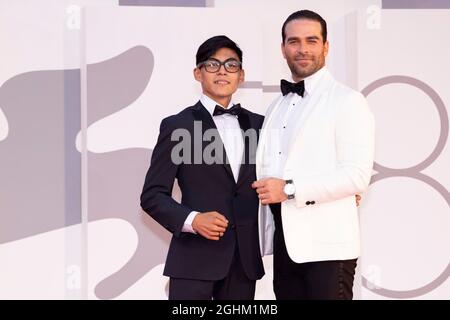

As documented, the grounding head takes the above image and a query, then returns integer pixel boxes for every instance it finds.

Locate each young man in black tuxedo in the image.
[140,35,264,300]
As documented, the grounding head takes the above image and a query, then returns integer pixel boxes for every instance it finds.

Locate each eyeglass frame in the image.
[196,58,242,73]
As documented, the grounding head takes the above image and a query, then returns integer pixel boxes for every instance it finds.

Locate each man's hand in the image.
[252,178,287,205]
[192,211,229,241]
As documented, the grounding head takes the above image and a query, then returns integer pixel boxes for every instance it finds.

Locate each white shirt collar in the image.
[200,94,235,117]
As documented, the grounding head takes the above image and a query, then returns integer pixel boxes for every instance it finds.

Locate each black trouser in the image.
[168,244,256,300]
[270,203,357,300]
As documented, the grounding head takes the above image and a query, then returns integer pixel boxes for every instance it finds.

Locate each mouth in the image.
[214,80,230,85]
[294,58,312,67]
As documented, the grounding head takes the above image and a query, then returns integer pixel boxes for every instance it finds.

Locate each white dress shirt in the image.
[262,66,327,179]
[182,94,244,233]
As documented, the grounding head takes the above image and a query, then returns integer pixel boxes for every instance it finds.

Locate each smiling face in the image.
[194,47,244,107]
[281,18,329,82]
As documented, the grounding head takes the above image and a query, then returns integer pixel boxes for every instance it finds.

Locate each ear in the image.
[324,40,329,57]
[281,42,287,59]
[193,68,202,82]
[238,68,245,84]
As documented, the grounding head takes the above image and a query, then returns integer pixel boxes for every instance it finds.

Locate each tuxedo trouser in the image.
[168,244,256,300]
[270,203,357,300]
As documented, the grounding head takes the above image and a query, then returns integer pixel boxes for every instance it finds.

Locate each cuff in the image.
[181,211,199,233]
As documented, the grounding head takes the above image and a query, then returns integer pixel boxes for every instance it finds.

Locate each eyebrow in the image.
[286,35,321,42]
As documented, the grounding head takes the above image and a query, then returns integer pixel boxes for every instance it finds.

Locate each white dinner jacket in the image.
[257,68,375,263]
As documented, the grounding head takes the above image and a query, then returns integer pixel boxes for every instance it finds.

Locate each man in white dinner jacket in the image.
[252,10,375,300]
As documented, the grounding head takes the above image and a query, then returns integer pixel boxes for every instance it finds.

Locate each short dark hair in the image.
[195,35,243,66]
[281,10,327,43]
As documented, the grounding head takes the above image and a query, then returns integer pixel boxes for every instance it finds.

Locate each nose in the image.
[296,42,308,55]
[217,64,227,74]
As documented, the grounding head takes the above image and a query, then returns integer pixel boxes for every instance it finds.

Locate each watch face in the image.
[285,184,295,195]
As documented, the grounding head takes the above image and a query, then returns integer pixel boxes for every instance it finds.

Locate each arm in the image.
[292,92,375,208]
[140,117,192,237]
[140,117,229,239]
[253,93,374,207]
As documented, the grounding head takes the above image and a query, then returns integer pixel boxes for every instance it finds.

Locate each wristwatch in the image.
[283,179,296,200]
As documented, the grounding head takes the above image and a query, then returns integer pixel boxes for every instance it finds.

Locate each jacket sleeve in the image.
[292,91,375,208]
[140,116,193,237]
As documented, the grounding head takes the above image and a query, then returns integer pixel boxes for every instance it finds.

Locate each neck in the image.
[292,65,325,82]
[205,93,231,108]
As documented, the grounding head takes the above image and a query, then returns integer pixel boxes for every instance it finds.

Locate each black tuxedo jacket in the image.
[140,101,265,281]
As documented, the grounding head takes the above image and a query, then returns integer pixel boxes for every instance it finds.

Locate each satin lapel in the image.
[236,111,252,188]
[192,102,235,181]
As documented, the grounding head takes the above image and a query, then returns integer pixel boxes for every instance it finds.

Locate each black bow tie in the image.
[213,103,242,116]
[280,79,305,97]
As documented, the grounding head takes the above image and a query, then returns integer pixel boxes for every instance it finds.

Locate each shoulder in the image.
[340,83,364,98]
[329,82,373,122]
[241,107,265,127]
[328,79,369,109]
[159,104,199,129]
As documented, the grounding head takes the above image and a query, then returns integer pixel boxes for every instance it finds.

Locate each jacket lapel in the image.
[192,102,235,181]
[256,95,284,178]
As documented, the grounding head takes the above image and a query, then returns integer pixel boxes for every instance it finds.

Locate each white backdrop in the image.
[0,0,449,299]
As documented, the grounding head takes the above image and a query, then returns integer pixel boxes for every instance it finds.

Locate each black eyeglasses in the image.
[197,58,242,73]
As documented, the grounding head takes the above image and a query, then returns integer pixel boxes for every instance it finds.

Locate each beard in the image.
[287,53,325,80]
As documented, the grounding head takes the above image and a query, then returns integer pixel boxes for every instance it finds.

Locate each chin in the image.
[296,68,314,78]
[217,89,235,96]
